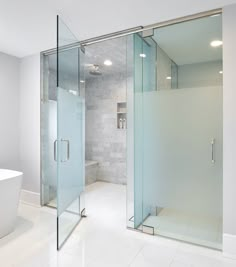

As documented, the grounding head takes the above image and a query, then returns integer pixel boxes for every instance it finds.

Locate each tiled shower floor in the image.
[143,208,222,249]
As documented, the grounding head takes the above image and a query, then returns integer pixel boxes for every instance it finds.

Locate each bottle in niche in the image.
[119,118,123,129]
[123,118,126,129]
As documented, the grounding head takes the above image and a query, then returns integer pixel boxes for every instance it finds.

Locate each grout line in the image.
[127,244,145,266]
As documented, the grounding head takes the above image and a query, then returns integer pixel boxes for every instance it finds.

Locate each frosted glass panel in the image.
[143,87,222,215]
[142,86,223,247]
[57,16,85,250]
[41,100,57,205]
[57,88,85,248]
[43,101,57,188]
[133,34,143,228]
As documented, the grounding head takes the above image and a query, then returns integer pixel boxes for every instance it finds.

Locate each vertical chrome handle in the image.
[61,139,70,162]
[54,140,58,161]
[211,138,215,164]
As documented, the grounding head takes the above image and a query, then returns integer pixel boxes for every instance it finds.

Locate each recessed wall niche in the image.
[117,102,127,129]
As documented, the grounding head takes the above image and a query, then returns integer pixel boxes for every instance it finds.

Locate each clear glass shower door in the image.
[56,16,85,250]
[133,33,157,229]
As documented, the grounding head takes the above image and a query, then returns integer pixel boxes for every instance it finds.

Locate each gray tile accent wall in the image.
[85,161,98,185]
[85,73,127,184]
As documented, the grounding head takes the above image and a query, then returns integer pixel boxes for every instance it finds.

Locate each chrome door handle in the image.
[54,140,58,161]
[211,138,215,164]
[61,139,70,162]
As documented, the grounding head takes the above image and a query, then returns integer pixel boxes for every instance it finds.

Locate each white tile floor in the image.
[0,182,235,267]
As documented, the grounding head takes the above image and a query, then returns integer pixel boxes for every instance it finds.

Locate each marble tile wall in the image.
[85,72,127,184]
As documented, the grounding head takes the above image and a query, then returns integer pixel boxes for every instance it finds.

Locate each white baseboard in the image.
[223,233,236,259]
[20,189,41,207]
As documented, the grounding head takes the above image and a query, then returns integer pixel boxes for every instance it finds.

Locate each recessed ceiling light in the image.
[80,80,85,83]
[210,40,223,47]
[219,70,223,74]
[166,76,172,80]
[140,54,146,58]
[104,60,112,66]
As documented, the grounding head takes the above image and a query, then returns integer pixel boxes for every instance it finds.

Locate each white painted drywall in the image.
[1,0,236,57]
[178,61,223,88]
[0,52,20,170]
[19,54,41,194]
[223,4,236,257]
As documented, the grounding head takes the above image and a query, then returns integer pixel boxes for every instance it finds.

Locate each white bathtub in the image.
[0,169,23,238]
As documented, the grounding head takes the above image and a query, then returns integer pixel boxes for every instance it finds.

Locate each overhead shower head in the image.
[89,64,102,76]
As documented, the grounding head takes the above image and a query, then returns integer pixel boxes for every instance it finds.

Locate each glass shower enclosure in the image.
[128,14,223,249]
[40,11,223,251]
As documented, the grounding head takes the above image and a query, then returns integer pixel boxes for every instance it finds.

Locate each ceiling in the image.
[153,14,222,65]
[48,13,222,79]
[48,37,127,80]
[0,0,236,58]
[48,15,223,81]
[84,37,127,77]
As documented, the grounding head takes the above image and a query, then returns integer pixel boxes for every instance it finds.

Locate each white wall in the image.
[19,54,41,196]
[178,61,223,88]
[0,52,20,170]
[0,52,41,204]
[223,4,236,258]
[156,45,172,90]
[2,0,236,58]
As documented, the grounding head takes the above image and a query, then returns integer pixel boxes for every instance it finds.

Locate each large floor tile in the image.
[130,243,177,267]
[170,260,193,267]
[0,182,236,267]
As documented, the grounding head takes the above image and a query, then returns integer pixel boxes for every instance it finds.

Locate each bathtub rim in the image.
[0,169,23,181]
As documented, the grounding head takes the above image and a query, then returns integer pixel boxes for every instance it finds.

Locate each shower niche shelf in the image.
[117,102,127,130]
